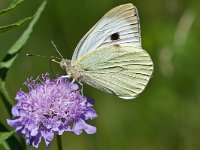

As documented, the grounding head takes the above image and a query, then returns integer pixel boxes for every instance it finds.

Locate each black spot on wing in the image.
[111,32,120,40]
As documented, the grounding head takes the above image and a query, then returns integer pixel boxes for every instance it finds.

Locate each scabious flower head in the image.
[7,73,97,148]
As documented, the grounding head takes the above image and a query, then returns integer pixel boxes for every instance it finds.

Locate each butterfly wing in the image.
[73,45,153,99]
[71,3,141,64]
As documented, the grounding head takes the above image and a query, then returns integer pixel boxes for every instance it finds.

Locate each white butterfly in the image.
[60,3,153,100]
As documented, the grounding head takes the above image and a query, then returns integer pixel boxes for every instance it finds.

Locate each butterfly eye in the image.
[110,33,120,41]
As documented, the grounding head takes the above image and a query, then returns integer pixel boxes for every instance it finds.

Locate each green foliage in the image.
[0,131,15,144]
[0,16,33,33]
[0,0,24,16]
[0,0,47,78]
[0,122,23,150]
[0,0,33,33]
[0,0,47,150]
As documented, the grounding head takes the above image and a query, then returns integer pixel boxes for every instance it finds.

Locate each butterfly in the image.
[59,3,153,100]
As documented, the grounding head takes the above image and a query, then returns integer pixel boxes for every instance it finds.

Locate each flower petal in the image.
[72,119,96,135]
[43,131,54,147]
[32,131,42,148]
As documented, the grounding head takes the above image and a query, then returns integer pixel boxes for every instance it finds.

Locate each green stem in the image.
[57,135,63,150]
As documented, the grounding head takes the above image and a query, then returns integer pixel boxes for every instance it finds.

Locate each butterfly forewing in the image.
[71,3,141,64]
[74,45,153,99]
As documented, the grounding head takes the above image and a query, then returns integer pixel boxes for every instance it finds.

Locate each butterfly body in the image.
[60,3,154,100]
[60,59,82,81]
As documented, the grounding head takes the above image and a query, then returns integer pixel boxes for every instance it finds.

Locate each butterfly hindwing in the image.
[74,45,153,99]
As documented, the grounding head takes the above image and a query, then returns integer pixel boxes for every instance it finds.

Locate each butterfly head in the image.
[60,59,71,71]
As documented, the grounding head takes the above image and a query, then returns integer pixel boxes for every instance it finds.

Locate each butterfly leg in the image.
[79,82,84,95]
[61,74,71,79]
[71,78,76,83]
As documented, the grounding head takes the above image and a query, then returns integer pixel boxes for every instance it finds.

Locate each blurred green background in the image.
[1,0,200,149]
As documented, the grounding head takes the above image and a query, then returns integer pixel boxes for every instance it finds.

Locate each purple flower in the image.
[7,73,97,148]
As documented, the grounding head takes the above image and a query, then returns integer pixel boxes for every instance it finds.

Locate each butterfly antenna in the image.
[26,53,61,60]
[51,41,65,61]
[26,54,61,78]
[51,41,68,68]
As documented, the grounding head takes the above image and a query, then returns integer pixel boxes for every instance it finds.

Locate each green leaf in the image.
[0,0,24,16]
[0,122,23,150]
[0,131,15,144]
[0,130,22,150]
[0,78,13,111]
[2,142,11,150]
[0,0,47,115]
[0,16,33,33]
[0,0,47,81]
